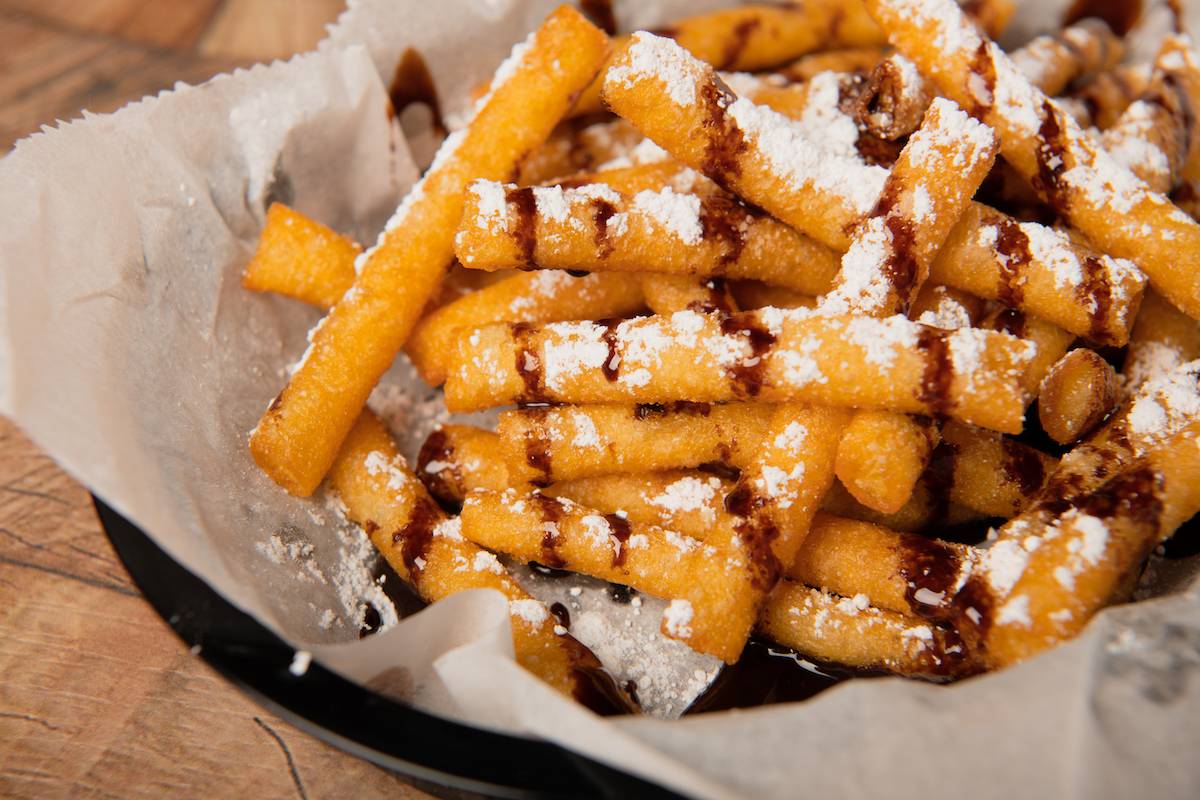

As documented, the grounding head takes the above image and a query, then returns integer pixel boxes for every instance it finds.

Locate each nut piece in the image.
[1038,349,1120,444]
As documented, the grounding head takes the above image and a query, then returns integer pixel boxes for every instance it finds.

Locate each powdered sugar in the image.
[632,187,703,244]
[728,95,888,216]
[663,598,694,638]
[607,31,700,108]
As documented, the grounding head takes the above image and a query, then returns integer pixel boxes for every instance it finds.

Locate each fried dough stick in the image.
[928,203,1146,346]
[856,19,1123,141]
[445,309,1034,432]
[601,31,890,251]
[817,99,996,514]
[459,488,756,663]
[1037,349,1120,444]
[328,410,631,707]
[570,1,887,117]
[454,180,840,297]
[961,421,1200,668]
[250,8,609,496]
[758,582,971,676]
[1122,287,1200,392]
[867,0,1200,320]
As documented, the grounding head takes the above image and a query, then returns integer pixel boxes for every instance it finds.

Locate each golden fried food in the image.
[454,180,840,296]
[328,410,627,705]
[249,8,609,496]
[243,203,359,309]
[868,0,1200,321]
[445,309,1033,433]
[1038,349,1121,444]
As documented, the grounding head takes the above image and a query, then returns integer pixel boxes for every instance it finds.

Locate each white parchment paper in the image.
[2,2,1199,798]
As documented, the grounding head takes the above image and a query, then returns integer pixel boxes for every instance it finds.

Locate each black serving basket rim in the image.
[93,496,682,799]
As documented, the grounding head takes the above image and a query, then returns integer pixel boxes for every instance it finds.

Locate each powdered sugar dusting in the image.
[608,31,701,108]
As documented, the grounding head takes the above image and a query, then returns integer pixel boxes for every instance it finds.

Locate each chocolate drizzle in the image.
[720,17,761,69]
[1033,101,1072,218]
[867,182,919,310]
[692,278,736,314]
[720,313,778,398]
[916,328,955,417]
[591,198,618,258]
[699,80,748,189]
[549,601,571,629]
[924,438,960,524]
[505,186,538,264]
[1079,256,1113,343]
[966,41,998,120]
[416,428,459,505]
[598,318,622,381]
[560,636,639,715]
[1000,438,1047,499]
[535,493,568,568]
[606,513,633,567]
[388,48,446,136]
[510,321,547,403]
[578,0,617,34]
[394,496,441,579]
[993,216,1031,308]
[990,308,1027,339]
[897,534,964,622]
[521,405,554,486]
[699,194,750,270]
[725,483,782,590]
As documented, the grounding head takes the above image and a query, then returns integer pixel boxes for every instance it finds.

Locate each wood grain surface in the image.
[0,3,437,797]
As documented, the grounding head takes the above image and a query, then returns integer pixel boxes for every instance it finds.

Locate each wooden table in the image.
[0,4,436,797]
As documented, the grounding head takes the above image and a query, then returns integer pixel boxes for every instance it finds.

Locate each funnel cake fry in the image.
[242,203,360,310]
[978,307,1076,398]
[929,203,1146,346]
[834,412,941,514]
[249,7,610,496]
[867,0,1200,321]
[758,582,971,677]
[821,97,997,317]
[445,309,1033,432]
[960,421,1200,668]
[328,411,630,707]
[1122,287,1200,393]
[601,32,890,251]
[570,1,887,117]
[495,402,772,486]
[1037,349,1120,445]
[723,405,850,589]
[409,270,644,385]
[455,179,840,297]
[460,488,757,662]
[1100,39,1194,194]
[854,19,1121,142]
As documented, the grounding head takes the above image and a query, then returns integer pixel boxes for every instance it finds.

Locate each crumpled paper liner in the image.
[1,1,1198,797]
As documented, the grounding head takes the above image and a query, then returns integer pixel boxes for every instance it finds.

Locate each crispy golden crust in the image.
[242,203,359,309]
[455,180,840,296]
[868,0,1200,321]
[445,309,1033,433]
[249,7,610,496]
[1037,349,1120,444]
[459,488,758,662]
[327,411,623,703]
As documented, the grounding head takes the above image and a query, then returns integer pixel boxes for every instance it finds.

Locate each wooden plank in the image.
[0,2,440,793]
[0,0,225,50]
[0,12,248,149]
[0,420,437,799]
[198,0,345,61]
